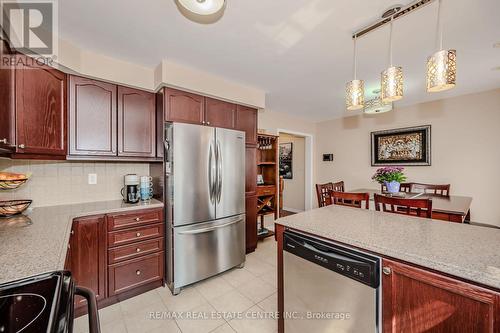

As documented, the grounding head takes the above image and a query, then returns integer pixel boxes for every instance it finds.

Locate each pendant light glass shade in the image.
[345,36,364,111]
[427,0,456,92]
[381,66,403,102]
[346,79,365,110]
[427,49,456,92]
[177,0,225,15]
[380,17,403,103]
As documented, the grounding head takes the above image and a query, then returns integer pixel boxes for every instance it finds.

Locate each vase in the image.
[384,181,400,194]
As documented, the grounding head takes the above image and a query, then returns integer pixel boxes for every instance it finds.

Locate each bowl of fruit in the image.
[0,172,32,190]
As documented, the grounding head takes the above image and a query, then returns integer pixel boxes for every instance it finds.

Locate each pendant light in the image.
[381,16,403,102]
[364,89,393,114]
[427,0,456,92]
[177,0,225,16]
[346,36,364,111]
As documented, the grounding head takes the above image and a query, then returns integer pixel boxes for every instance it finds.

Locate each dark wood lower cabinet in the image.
[245,195,258,253]
[67,208,164,316]
[69,215,107,310]
[382,258,500,333]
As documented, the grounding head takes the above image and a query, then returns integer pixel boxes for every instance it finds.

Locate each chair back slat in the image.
[381,182,413,193]
[411,183,450,197]
[331,191,369,209]
[374,194,433,219]
[316,181,345,207]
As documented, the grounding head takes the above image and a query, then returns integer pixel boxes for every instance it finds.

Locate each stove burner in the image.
[0,293,47,333]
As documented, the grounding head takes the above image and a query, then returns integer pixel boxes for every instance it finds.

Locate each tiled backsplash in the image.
[0,159,150,207]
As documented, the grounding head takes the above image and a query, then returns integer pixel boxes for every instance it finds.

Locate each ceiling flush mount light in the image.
[346,36,364,111]
[427,0,456,92]
[364,90,393,114]
[381,17,403,103]
[177,0,225,16]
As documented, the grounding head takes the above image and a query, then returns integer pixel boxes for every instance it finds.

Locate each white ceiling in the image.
[59,0,500,121]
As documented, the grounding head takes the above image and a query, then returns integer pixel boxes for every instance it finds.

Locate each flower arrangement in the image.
[372,167,407,185]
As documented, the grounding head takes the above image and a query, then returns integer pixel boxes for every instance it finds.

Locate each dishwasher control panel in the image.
[284,231,380,288]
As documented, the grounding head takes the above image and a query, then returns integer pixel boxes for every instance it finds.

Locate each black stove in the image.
[0,271,99,333]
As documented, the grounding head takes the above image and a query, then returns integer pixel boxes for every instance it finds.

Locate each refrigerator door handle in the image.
[209,143,216,204]
[177,217,243,235]
[216,140,222,203]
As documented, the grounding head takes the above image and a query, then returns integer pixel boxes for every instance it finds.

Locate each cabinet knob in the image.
[135,217,140,222]
[136,232,141,237]
[136,248,141,252]
[0,138,7,144]
[70,230,74,235]
[18,144,25,149]
[206,121,210,125]
[202,121,206,125]
[136,270,141,275]
[382,267,392,275]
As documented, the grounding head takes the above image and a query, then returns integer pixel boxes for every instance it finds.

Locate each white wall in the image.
[279,133,305,212]
[316,89,500,226]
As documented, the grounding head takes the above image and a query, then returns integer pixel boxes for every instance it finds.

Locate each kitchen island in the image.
[275,205,500,333]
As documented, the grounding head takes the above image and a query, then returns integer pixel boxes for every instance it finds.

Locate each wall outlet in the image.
[88,173,97,185]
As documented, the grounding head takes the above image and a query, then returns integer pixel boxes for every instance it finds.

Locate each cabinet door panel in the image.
[245,147,257,195]
[15,55,66,156]
[69,76,117,156]
[70,215,107,307]
[245,195,258,253]
[0,41,15,151]
[117,86,155,157]
[382,259,500,333]
[205,97,236,129]
[236,105,257,145]
[164,88,204,125]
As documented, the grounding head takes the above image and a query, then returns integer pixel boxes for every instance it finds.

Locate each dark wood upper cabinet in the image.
[70,215,107,308]
[205,97,236,129]
[164,88,204,125]
[382,258,500,333]
[69,76,117,156]
[117,86,155,158]
[236,105,258,145]
[14,55,67,156]
[0,44,15,152]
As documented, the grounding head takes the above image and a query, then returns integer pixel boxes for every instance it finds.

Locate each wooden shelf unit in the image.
[256,133,278,240]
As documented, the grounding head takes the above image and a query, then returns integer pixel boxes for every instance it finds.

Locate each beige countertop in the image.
[276,205,500,290]
[0,199,163,284]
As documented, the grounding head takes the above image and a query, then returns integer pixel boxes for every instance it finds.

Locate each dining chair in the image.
[410,183,450,197]
[333,181,345,192]
[331,191,370,209]
[316,183,334,207]
[381,182,412,193]
[374,194,433,218]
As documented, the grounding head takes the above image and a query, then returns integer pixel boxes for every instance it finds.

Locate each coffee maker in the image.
[121,174,140,203]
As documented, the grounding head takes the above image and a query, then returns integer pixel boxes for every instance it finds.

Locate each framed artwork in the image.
[279,142,293,179]
[371,125,431,166]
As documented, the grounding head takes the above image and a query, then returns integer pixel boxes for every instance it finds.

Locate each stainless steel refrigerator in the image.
[163,122,246,295]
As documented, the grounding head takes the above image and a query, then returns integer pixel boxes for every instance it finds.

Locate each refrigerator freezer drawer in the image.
[173,214,245,289]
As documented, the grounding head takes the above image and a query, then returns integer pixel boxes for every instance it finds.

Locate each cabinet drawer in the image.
[108,237,164,264]
[108,251,164,296]
[257,186,276,196]
[107,208,163,231]
[108,223,164,247]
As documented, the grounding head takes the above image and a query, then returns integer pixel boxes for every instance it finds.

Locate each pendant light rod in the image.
[388,17,394,66]
[353,36,358,79]
[436,0,443,50]
[352,0,435,39]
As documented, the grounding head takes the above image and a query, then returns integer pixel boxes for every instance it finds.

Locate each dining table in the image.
[350,188,472,223]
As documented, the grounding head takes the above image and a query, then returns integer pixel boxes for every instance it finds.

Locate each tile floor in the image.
[73,236,278,333]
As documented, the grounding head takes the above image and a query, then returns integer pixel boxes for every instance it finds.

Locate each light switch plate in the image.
[88,173,97,185]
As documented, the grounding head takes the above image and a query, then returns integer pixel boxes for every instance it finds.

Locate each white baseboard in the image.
[283,207,304,213]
